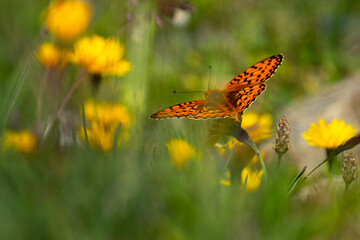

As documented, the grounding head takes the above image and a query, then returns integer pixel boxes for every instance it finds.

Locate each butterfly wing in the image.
[226,83,266,114]
[150,100,234,120]
[223,54,283,118]
[150,54,284,121]
[223,54,284,92]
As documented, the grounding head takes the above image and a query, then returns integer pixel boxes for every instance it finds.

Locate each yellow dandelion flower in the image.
[220,170,232,186]
[2,130,37,154]
[71,35,131,77]
[216,113,273,154]
[242,112,273,143]
[166,139,198,169]
[37,42,70,68]
[45,0,91,42]
[83,100,131,129]
[78,122,117,152]
[241,165,263,192]
[249,151,266,165]
[78,100,132,152]
[226,137,239,151]
[302,119,357,149]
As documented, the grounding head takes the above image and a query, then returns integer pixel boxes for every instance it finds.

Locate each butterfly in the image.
[150,54,284,122]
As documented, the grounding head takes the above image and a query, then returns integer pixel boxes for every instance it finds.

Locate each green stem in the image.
[113,123,122,152]
[220,143,238,177]
[326,148,335,171]
[288,166,307,194]
[242,174,248,193]
[250,141,267,181]
[81,100,89,147]
[277,153,283,167]
[1,32,45,132]
[231,126,267,180]
[57,71,86,118]
[344,184,349,194]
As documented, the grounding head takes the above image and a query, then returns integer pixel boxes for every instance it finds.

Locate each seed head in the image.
[342,152,358,187]
[273,116,291,156]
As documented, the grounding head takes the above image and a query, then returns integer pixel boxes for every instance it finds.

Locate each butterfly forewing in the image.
[223,54,283,91]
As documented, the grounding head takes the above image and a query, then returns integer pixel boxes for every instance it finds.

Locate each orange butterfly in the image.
[150,54,284,122]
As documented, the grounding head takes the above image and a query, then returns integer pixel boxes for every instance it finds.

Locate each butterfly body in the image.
[206,89,240,120]
[150,54,284,122]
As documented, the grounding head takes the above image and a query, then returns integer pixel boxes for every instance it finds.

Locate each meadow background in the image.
[1,0,360,239]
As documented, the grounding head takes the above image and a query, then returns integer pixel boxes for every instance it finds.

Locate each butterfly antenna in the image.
[208,65,212,90]
[173,90,205,94]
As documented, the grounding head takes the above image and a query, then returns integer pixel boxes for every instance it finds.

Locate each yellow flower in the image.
[2,130,37,154]
[241,165,264,192]
[166,139,198,169]
[37,42,70,68]
[45,0,91,42]
[302,119,357,149]
[220,170,232,186]
[249,151,266,165]
[215,112,272,154]
[83,100,131,129]
[242,112,273,143]
[78,100,132,152]
[71,35,131,76]
[79,122,117,152]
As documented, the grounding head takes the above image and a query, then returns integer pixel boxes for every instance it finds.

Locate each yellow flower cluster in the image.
[35,2,133,154]
[39,2,131,78]
[78,100,132,152]
[72,35,131,76]
[302,119,357,149]
[37,42,70,69]
[2,130,37,154]
[166,138,199,169]
[45,0,92,42]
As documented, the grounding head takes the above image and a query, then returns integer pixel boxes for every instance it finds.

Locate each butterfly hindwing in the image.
[191,106,233,119]
[150,100,204,119]
[223,54,283,91]
[150,100,233,119]
[226,84,266,113]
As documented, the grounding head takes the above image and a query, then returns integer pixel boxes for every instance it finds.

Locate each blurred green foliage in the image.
[0,0,360,239]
